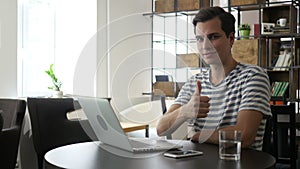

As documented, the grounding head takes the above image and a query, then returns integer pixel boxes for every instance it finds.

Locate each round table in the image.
[44,140,275,169]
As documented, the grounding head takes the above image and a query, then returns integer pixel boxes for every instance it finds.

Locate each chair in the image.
[152,94,167,114]
[262,115,273,154]
[27,97,96,169]
[119,98,163,133]
[117,94,168,138]
[0,98,26,169]
[271,102,297,169]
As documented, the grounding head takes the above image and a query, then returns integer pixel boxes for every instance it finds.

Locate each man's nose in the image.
[200,37,211,48]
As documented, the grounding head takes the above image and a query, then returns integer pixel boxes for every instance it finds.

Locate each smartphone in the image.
[163,150,203,158]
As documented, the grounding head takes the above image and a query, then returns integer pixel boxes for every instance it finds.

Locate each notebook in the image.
[78,97,182,152]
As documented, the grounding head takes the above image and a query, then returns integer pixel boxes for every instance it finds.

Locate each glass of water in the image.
[219,130,242,160]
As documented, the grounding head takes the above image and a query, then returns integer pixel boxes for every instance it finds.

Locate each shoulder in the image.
[235,63,269,81]
[236,63,267,75]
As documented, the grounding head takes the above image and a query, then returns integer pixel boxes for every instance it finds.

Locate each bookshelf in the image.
[145,0,212,97]
[146,0,300,102]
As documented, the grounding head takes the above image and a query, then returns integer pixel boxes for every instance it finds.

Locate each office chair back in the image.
[271,102,297,169]
[0,98,26,169]
[27,97,95,169]
[152,94,167,114]
[262,115,272,153]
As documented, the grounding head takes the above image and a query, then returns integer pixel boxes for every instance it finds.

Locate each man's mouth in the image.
[201,51,217,57]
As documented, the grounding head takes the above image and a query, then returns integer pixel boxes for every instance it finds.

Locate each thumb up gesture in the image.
[183,80,210,119]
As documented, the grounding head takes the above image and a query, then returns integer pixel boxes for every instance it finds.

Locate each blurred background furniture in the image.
[0,111,3,130]
[262,115,273,154]
[0,98,26,169]
[271,102,297,169]
[27,97,96,169]
[119,94,188,140]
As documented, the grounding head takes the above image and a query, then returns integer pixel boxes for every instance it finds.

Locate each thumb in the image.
[194,80,202,95]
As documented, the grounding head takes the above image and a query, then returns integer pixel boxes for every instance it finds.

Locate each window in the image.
[18,0,96,97]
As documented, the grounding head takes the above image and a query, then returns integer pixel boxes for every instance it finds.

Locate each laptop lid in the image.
[78,97,134,152]
[78,97,182,152]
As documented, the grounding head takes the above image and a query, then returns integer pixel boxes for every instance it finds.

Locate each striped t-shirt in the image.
[174,63,271,150]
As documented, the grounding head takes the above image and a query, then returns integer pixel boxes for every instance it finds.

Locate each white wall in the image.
[97,0,152,112]
[56,0,97,96]
[0,0,17,97]
[0,0,151,99]
[241,10,259,36]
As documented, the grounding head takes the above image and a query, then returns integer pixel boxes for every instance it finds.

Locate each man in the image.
[156,6,271,150]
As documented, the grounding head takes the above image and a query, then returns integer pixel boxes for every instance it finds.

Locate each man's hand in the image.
[181,80,210,119]
[156,80,210,136]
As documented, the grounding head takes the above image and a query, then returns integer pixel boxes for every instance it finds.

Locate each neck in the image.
[210,59,238,85]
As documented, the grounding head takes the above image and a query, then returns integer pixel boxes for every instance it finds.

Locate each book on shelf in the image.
[271,81,289,97]
[273,54,285,71]
[282,53,292,70]
[273,51,291,71]
[277,82,289,97]
[270,82,277,96]
[273,26,290,34]
[271,81,282,96]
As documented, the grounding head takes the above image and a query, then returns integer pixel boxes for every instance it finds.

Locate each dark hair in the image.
[192,6,236,37]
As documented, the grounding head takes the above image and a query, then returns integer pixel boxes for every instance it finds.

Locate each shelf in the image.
[153,39,197,44]
[153,0,210,14]
[228,0,300,11]
[263,4,298,34]
[155,10,199,16]
[267,68,291,71]
[229,4,266,11]
[143,10,199,17]
[270,96,287,105]
[148,0,300,100]
[271,96,287,101]
[153,35,300,43]
[261,33,300,38]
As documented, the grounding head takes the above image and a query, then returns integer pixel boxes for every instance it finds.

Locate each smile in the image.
[201,51,218,57]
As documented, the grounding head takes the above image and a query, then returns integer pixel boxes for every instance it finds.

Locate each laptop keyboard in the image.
[129,138,178,148]
[129,139,153,148]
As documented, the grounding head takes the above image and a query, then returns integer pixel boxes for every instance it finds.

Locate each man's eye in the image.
[196,36,204,42]
[207,35,220,40]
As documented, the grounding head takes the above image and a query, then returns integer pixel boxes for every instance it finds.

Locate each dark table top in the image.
[44,140,275,169]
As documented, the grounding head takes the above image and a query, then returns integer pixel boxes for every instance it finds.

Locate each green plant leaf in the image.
[45,64,62,91]
[238,23,251,31]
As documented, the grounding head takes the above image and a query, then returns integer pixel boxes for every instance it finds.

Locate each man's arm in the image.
[191,109,263,148]
[157,81,210,136]
[156,104,187,136]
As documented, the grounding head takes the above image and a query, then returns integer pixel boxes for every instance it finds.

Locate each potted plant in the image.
[45,64,63,97]
[238,23,251,40]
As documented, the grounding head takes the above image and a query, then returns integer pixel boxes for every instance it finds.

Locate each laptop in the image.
[78,97,182,152]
